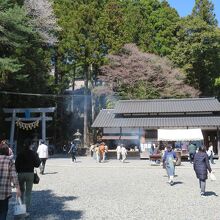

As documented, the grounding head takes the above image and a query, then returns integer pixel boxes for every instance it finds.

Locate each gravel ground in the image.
[7,155,220,220]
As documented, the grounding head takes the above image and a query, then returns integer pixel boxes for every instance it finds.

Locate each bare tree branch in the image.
[24,0,60,45]
[100,44,200,98]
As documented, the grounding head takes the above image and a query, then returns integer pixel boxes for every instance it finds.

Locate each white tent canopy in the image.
[158,128,204,141]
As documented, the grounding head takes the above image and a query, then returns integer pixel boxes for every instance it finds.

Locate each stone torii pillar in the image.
[217,127,220,155]
[3,107,55,154]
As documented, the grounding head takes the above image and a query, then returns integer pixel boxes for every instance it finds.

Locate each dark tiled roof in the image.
[114,98,220,114]
[92,109,220,128]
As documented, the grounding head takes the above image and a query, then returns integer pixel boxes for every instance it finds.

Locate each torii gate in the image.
[3,107,55,153]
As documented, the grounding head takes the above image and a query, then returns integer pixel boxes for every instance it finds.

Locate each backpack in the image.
[71,144,77,153]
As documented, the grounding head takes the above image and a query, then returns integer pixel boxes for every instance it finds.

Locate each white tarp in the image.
[158,128,203,141]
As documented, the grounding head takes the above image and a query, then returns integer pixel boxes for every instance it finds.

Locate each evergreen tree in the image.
[54,0,107,146]
[0,5,29,85]
[135,0,161,53]
[148,0,179,56]
[0,2,53,106]
[96,0,127,53]
[192,0,217,26]
[123,0,179,56]
[170,16,220,96]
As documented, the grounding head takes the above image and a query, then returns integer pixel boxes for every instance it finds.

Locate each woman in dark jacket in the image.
[193,146,212,197]
[15,139,41,216]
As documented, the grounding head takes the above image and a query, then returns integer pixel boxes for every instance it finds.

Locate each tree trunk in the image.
[217,127,220,155]
[91,91,95,123]
[54,47,58,85]
[83,64,89,148]
[53,47,58,147]
[71,64,76,112]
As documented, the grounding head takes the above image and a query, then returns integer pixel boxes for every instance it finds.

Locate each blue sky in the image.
[167,0,220,26]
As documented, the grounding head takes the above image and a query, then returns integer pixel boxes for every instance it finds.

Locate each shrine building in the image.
[92,97,220,158]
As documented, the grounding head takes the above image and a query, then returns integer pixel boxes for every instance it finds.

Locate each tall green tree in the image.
[54,0,108,146]
[122,0,179,56]
[0,4,28,85]
[0,2,53,106]
[95,0,128,53]
[170,17,220,96]
[192,0,218,26]
[147,0,179,56]
[134,0,161,53]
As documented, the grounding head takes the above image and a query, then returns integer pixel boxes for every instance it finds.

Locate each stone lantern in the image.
[73,129,82,141]
[73,129,84,155]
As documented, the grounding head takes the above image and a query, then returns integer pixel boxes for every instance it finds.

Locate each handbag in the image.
[14,197,26,217]
[210,172,216,181]
[33,170,40,184]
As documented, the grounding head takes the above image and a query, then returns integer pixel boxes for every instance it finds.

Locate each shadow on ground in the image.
[31,190,83,219]
[49,153,69,159]
[43,172,58,175]
[8,190,83,220]
[205,191,218,197]
[172,181,183,186]
[50,154,87,159]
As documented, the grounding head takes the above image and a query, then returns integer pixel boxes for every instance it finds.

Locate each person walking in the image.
[0,140,14,160]
[95,145,100,163]
[89,143,95,157]
[163,145,176,186]
[37,140,49,174]
[15,139,41,215]
[194,146,212,197]
[0,144,21,220]
[121,144,127,163]
[68,141,77,163]
[188,142,197,164]
[207,142,215,164]
[104,144,108,161]
[116,144,122,160]
[99,142,106,162]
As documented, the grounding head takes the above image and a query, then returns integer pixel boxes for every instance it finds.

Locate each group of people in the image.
[90,142,108,163]
[90,142,129,163]
[91,142,214,197]
[0,139,49,219]
[162,144,213,197]
[188,142,215,164]
[0,139,217,219]
[116,144,128,162]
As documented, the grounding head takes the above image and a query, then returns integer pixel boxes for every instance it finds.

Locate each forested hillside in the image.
[0,0,219,145]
